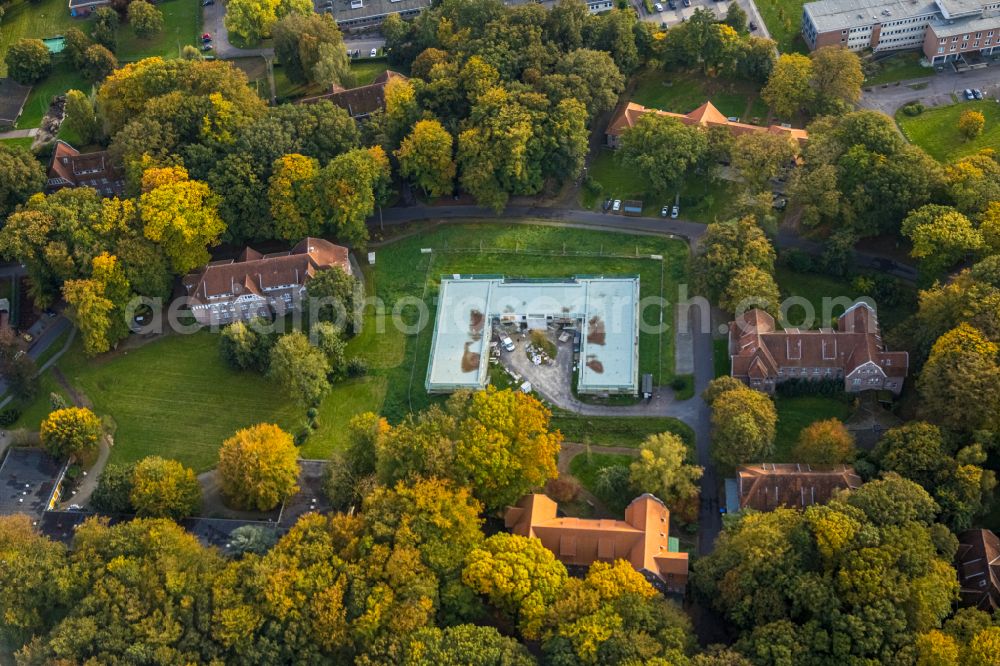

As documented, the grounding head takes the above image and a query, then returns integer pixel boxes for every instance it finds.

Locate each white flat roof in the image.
[426,276,640,393]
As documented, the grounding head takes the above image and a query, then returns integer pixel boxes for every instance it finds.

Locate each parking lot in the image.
[636,0,769,36]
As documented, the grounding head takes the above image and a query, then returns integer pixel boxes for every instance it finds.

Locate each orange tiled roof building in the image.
[605,100,809,149]
[504,493,689,593]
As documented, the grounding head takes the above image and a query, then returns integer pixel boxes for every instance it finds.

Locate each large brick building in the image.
[182,238,351,326]
[802,0,1000,65]
[728,303,908,395]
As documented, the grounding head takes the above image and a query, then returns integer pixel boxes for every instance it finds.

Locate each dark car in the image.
[201,0,214,5]
[682,0,690,6]
[667,0,676,9]
[749,20,757,30]
[200,43,213,51]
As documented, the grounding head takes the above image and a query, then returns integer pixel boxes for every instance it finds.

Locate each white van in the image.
[500,335,515,352]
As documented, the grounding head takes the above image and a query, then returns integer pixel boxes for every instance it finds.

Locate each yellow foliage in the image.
[218,423,300,511]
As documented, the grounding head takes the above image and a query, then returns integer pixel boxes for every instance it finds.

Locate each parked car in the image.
[670,205,679,218]
[749,20,757,30]
[974,88,984,100]
[667,0,676,9]
[202,32,212,41]
[612,199,622,212]
[201,0,214,6]
[965,89,975,100]
[200,43,213,51]
[682,0,690,6]
[661,205,669,217]
[500,335,515,352]
[603,198,612,211]
[654,2,663,9]
[370,48,378,57]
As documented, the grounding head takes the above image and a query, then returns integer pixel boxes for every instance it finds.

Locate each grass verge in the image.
[550,414,694,447]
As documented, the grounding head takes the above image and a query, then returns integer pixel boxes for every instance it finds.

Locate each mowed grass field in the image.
[0,0,85,76]
[754,0,810,53]
[56,331,302,471]
[773,395,852,461]
[896,99,1000,161]
[23,224,687,470]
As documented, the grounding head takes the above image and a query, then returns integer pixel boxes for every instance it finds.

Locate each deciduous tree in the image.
[396,119,456,198]
[268,153,323,241]
[128,0,164,38]
[959,110,986,139]
[5,38,51,84]
[272,13,347,86]
[629,432,702,521]
[463,533,568,640]
[306,265,360,333]
[762,53,813,119]
[902,204,983,275]
[704,378,776,467]
[0,143,45,218]
[731,132,796,194]
[268,331,331,406]
[316,146,390,246]
[618,113,708,193]
[218,423,300,511]
[91,7,119,51]
[692,215,776,305]
[919,323,1000,431]
[63,89,100,144]
[90,462,136,514]
[792,418,855,465]
[720,264,780,315]
[139,165,225,274]
[40,407,102,461]
[130,456,202,519]
[809,46,863,113]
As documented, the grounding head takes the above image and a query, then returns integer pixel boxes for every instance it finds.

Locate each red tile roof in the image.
[957,529,1000,612]
[504,493,688,591]
[182,237,350,307]
[729,304,908,388]
[46,140,125,197]
[298,71,408,118]
[606,101,809,143]
[735,464,862,511]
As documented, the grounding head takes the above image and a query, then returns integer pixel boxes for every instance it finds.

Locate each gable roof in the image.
[182,238,351,306]
[957,529,1000,612]
[607,101,809,143]
[729,304,908,381]
[736,464,862,511]
[504,493,688,584]
[46,140,125,197]
[299,71,408,118]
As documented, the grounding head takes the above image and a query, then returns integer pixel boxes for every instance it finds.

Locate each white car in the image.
[612,199,622,212]
[500,335,515,352]
[370,48,378,57]
[654,2,663,10]
[670,205,679,219]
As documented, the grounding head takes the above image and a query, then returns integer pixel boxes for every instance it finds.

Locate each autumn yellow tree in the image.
[919,322,1000,431]
[462,533,568,640]
[792,418,855,465]
[40,407,102,460]
[130,456,202,519]
[959,110,986,140]
[396,119,456,198]
[629,432,703,522]
[139,165,225,274]
[218,423,300,511]
[268,153,323,241]
[63,252,132,356]
[316,146,390,247]
[762,53,813,119]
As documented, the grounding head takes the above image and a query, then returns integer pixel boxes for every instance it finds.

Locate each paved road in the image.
[0,128,37,140]
[371,204,920,282]
[688,305,720,554]
[859,68,1000,115]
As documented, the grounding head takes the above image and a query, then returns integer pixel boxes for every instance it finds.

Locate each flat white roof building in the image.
[426,276,640,395]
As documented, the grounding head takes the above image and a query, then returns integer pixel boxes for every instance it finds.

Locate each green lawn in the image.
[116,0,201,62]
[775,266,915,331]
[896,99,1000,162]
[584,148,738,222]
[754,0,811,53]
[773,395,852,461]
[38,224,687,471]
[631,67,764,120]
[0,0,87,77]
[17,63,90,129]
[56,332,303,472]
[274,59,393,102]
[10,372,70,431]
[549,415,694,447]
[0,137,35,150]
[865,52,933,86]
[713,337,729,378]
[569,451,634,512]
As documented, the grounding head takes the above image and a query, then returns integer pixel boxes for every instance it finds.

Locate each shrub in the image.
[774,377,847,398]
[0,408,21,426]
[346,357,369,377]
[781,248,816,273]
[901,102,924,116]
[594,464,633,512]
[959,110,985,140]
[545,477,581,503]
[5,39,51,84]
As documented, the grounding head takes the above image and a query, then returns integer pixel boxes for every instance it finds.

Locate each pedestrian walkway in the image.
[0,128,37,139]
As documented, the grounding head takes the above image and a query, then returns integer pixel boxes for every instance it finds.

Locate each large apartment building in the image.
[802,0,1000,65]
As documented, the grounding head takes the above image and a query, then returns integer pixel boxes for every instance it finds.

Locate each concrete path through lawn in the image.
[0,128,37,139]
